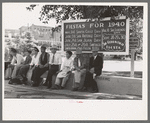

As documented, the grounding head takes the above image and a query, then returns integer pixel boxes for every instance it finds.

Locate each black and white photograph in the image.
[2,2,148,120]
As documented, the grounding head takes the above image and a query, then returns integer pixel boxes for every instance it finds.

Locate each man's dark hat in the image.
[33,47,39,52]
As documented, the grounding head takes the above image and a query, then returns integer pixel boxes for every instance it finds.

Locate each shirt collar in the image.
[94,55,97,59]
[15,53,18,58]
[66,57,72,60]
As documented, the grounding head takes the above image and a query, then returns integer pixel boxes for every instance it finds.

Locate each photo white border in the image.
[2,2,148,121]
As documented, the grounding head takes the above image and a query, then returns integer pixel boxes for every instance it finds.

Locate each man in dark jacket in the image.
[84,47,103,93]
[31,45,50,86]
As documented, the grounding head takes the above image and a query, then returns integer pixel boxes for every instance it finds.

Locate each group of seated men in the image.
[5,45,103,93]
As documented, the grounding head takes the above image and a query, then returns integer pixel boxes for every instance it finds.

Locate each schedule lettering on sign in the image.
[62,16,129,55]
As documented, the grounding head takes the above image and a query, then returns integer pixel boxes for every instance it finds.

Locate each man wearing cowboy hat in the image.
[72,48,87,91]
[31,45,50,86]
[46,45,62,89]
[84,46,103,93]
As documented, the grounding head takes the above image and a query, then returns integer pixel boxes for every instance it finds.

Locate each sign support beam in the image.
[130,49,135,77]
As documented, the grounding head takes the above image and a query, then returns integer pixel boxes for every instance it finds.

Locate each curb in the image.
[5,83,142,100]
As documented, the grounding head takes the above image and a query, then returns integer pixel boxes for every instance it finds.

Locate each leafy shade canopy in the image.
[26,5,143,24]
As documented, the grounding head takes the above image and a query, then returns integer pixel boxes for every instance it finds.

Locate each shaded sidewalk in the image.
[4,80,142,100]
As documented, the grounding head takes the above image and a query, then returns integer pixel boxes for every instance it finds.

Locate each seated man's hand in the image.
[67,71,71,74]
[56,70,62,74]
[39,65,44,68]
[93,73,96,79]
[30,65,33,69]
[90,67,94,74]
[77,68,80,72]
[8,64,12,67]
[44,64,48,68]
[30,65,35,70]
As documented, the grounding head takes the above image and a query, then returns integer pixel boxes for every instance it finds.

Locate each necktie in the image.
[42,53,45,61]
[78,58,81,67]
[92,57,95,66]
[52,54,55,63]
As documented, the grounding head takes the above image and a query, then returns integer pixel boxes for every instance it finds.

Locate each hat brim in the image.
[75,52,82,54]
[92,50,99,52]
[50,47,58,50]
[41,47,46,49]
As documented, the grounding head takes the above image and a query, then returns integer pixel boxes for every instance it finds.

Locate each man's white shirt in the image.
[30,53,41,66]
[49,53,62,65]
[11,54,24,65]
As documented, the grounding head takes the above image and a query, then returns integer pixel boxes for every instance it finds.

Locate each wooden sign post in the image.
[129,37,140,77]
[130,49,135,77]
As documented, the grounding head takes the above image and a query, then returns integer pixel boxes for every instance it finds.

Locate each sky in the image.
[3,3,57,30]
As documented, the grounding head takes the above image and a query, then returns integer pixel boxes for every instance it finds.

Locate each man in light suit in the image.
[72,48,87,91]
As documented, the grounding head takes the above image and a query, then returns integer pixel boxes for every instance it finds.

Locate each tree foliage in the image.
[25,32,32,40]
[26,5,143,24]
[26,4,143,54]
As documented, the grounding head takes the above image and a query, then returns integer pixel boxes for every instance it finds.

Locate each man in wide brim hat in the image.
[91,46,99,52]
[46,44,61,89]
[72,48,87,91]
[83,46,103,93]
[50,45,58,50]
[75,48,82,55]
[41,44,47,49]
[30,43,50,87]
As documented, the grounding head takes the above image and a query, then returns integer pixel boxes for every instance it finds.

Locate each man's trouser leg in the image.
[11,65,22,79]
[55,77,62,86]
[17,65,30,80]
[46,65,59,88]
[84,71,94,91]
[61,73,70,87]
[31,67,48,86]
[73,70,81,88]
[78,69,86,90]
[5,66,14,79]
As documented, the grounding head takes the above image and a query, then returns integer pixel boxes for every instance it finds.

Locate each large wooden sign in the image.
[62,16,129,55]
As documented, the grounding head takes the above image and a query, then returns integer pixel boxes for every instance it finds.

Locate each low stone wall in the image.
[27,70,142,96]
[27,70,74,89]
[96,75,142,96]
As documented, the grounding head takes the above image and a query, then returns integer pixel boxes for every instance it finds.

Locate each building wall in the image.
[30,24,53,41]
[5,29,20,41]
[29,24,61,50]
[19,24,61,47]
[19,26,29,37]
